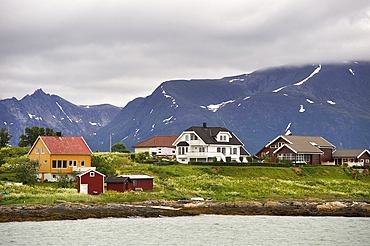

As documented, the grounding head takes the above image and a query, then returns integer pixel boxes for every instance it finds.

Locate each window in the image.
[224,136,227,141]
[297,154,309,162]
[44,160,47,164]
[52,160,56,169]
[233,148,237,155]
[222,148,226,154]
[73,160,77,167]
[57,160,62,168]
[217,147,221,153]
[278,142,284,147]
[199,147,205,152]
[41,148,44,154]
[69,161,73,167]
[81,160,85,167]
[90,172,95,177]
[36,148,39,154]
[133,180,137,186]
[230,148,232,154]
[366,159,369,163]
[185,135,189,141]
[63,160,67,168]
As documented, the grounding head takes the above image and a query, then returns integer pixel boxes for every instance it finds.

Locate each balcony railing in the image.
[72,166,96,172]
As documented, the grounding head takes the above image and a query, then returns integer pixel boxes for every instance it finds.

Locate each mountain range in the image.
[1,61,370,154]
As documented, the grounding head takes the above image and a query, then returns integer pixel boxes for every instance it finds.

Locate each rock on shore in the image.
[1,200,369,223]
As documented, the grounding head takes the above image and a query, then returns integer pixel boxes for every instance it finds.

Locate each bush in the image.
[91,155,116,177]
[225,156,231,162]
[10,155,38,185]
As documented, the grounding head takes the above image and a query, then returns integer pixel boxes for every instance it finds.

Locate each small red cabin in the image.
[105,175,154,193]
[77,169,105,195]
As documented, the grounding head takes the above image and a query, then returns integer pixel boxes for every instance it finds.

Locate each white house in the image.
[172,123,250,164]
[132,135,178,157]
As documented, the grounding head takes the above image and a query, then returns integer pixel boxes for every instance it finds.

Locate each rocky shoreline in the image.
[1,199,370,223]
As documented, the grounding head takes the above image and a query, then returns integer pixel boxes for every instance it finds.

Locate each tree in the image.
[0,128,12,147]
[91,155,116,177]
[111,142,130,153]
[18,127,59,147]
[11,155,38,185]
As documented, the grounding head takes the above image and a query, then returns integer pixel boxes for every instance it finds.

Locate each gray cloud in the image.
[1,0,370,107]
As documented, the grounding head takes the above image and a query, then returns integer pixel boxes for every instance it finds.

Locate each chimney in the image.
[56,132,62,137]
[203,122,207,128]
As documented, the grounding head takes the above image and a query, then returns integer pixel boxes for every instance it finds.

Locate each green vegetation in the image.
[111,143,130,153]
[18,126,60,147]
[0,128,12,148]
[1,149,370,205]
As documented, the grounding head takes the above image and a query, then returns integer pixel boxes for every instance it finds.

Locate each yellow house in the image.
[28,136,94,182]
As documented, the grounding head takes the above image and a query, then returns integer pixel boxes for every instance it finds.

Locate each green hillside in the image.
[1,151,369,205]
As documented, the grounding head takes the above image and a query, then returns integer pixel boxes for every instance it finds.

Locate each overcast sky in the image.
[1,0,370,107]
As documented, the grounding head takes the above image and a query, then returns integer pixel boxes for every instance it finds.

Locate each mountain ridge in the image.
[1,61,370,155]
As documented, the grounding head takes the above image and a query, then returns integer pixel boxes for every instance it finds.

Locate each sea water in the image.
[1,215,369,245]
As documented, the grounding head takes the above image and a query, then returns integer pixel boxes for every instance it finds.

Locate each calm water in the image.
[1,215,369,245]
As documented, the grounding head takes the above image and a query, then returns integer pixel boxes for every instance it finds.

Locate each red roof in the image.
[132,135,179,148]
[39,136,92,155]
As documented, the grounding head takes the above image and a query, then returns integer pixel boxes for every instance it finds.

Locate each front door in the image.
[125,182,128,192]
[80,184,88,194]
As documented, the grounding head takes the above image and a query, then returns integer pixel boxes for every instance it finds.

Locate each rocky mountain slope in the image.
[0,89,121,147]
[86,61,370,154]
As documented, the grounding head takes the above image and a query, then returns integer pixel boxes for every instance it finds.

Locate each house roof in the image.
[119,175,154,180]
[105,176,129,184]
[132,135,179,148]
[240,147,251,156]
[77,169,105,177]
[179,126,244,146]
[332,149,370,158]
[29,136,93,155]
[269,135,335,154]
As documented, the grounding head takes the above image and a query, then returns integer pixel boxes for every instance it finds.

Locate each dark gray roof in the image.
[105,176,129,184]
[333,149,369,158]
[185,126,243,145]
[177,141,189,146]
[240,147,251,156]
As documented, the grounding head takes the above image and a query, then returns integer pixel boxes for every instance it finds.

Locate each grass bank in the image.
[1,160,370,205]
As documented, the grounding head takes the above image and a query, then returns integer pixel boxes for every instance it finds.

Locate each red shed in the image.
[77,169,105,195]
[105,175,154,192]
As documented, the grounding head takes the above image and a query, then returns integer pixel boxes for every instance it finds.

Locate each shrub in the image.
[10,155,38,185]
[226,156,231,162]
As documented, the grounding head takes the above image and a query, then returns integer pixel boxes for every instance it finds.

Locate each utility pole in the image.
[110,133,114,153]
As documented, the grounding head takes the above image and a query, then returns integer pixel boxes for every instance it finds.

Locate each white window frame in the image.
[41,148,44,154]
[90,172,95,177]
[36,148,39,154]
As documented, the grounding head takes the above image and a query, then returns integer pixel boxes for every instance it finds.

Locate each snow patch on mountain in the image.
[89,122,98,126]
[56,102,73,122]
[150,109,153,114]
[349,69,355,75]
[204,100,235,112]
[306,99,314,104]
[294,64,321,86]
[273,86,288,93]
[229,78,244,83]
[163,116,176,125]
[243,96,250,100]
[327,100,336,105]
[285,122,291,132]
[299,105,306,113]
[151,124,155,131]
[161,86,178,108]
[134,129,140,137]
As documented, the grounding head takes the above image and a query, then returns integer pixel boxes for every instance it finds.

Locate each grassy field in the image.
[1,152,370,205]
